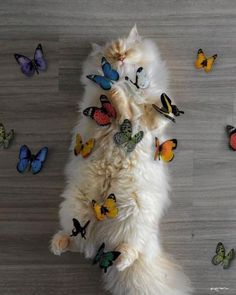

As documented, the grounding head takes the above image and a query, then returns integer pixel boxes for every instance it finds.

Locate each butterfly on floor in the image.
[92,193,118,221]
[83,95,116,126]
[74,133,95,158]
[93,243,121,273]
[70,218,90,239]
[87,57,119,90]
[16,145,48,174]
[14,44,47,77]
[114,119,144,153]
[212,242,234,269]
[0,123,14,149]
[152,93,184,123]
[125,67,150,89]
[195,49,217,73]
[154,137,177,162]
[226,125,236,151]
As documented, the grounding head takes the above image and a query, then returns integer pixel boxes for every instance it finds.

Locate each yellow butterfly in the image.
[92,194,118,221]
[195,49,217,73]
[154,137,177,162]
[74,133,95,158]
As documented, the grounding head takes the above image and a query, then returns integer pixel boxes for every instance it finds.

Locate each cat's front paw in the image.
[115,244,139,271]
[50,231,71,256]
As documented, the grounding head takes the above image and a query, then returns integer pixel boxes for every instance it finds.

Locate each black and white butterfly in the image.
[125,67,150,89]
[14,44,47,77]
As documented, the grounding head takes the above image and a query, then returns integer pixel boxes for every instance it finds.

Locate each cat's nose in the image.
[119,56,126,62]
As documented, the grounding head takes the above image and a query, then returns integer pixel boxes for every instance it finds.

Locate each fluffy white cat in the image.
[51,25,193,295]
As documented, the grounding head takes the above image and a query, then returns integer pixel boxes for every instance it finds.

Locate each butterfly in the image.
[154,137,177,162]
[83,95,116,126]
[74,133,95,158]
[195,49,217,73]
[212,242,234,269]
[93,243,121,273]
[125,67,150,89]
[0,123,14,149]
[226,125,236,151]
[113,119,144,153]
[70,218,90,239]
[86,57,119,90]
[14,44,47,77]
[16,145,48,174]
[92,193,118,221]
[152,93,184,123]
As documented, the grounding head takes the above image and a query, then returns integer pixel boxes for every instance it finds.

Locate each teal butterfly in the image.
[93,243,121,273]
[0,123,14,149]
[212,242,234,269]
[113,119,144,153]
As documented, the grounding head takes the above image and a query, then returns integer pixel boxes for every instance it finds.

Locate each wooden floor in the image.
[0,1,236,294]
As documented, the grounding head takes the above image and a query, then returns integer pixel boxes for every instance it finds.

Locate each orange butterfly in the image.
[195,49,217,73]
[92,194,118,221]
[154,137,177,162]
[74,134,95,158]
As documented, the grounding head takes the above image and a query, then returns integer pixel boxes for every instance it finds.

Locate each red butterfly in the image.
[83,95,116,126]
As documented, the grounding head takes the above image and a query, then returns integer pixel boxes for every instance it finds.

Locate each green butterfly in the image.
[93,243,120,273]
[212,242,234,269]
[113,119,144,153]
[0,123,14,149]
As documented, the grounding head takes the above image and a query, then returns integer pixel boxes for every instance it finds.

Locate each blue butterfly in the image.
[86,57,119,90]
[14,44,47,77]
[17,145,48,174]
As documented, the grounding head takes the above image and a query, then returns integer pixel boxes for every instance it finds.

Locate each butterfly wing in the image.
[204,54,217,73]
[114,119,132,146]
[31,147,48,174]
[195,49,207,69]
[159,139,177,162]
[93,243,105,265]
[152,104,175,123]
[14,54,35,77]
[74,134,83,156]
[154,137,160,161]
[136,67,150,89]
[86,74,112,90]
[100,95,116,118]
[34,44,47,72]
[212,242,225,265]
[80,138,95,158]
[17,145,31,173]
[83,107,111,126]
[223,249,234,269]
[71,218,82,236]
[0,124,6,147]
[3,129,15,148]
[103,193,118,219]
[92,200,105,221]
[99,251,121,273]
[125,131,144,153]
[101,57,119,81]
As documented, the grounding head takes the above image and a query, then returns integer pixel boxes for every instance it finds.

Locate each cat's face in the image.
[92,25,143,73]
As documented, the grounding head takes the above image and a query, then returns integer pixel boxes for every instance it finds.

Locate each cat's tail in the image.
[104,251,193,295]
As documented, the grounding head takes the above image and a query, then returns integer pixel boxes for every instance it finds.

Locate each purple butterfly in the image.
[14,44,47,77]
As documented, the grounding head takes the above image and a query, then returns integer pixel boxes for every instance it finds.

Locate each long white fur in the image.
[51,25,193,295]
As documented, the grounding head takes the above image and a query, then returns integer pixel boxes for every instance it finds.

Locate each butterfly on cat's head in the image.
[83,95,116,126]
[195,49,217,73]
[14,44,47,77]
[92,193,118,221]
[87,57,119,90]
[74,134,95,158]
[154,137,177,162]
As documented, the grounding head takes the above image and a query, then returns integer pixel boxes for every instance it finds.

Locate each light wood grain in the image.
[0,0,236,294]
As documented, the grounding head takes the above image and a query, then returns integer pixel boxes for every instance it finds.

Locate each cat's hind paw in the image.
[115,244,139,271]
[50,231,71,256]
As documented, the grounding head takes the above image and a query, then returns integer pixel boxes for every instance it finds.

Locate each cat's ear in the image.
[127,24,141,43]
[91,43,101,53]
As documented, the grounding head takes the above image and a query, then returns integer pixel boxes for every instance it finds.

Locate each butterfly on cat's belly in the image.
[83,95,116,126]
[74,133,95,158]
[14,44,47,77]
[92,194,118,221]
[87,57,119,90]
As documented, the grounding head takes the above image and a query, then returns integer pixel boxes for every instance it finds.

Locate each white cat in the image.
[51,25,193,295]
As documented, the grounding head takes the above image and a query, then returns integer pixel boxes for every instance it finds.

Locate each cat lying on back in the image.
[51,25,192,295]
